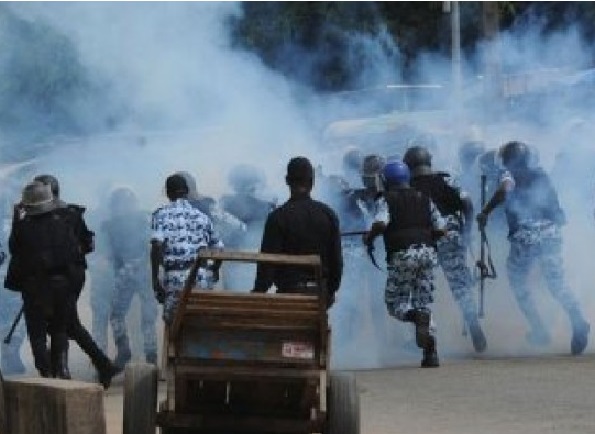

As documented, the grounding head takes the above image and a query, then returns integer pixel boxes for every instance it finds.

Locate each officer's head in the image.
[165,174,189,201]
[228,164,265,196]
[110,187,138,215]
[21,181,59,216]
[403,146,432,176]
[499,141,531,172]
[342,146,363,176]
[382,161,410,189]
[459,141,485,169]
[361,154,386,192]
[286,157,314,194]
[33,174,60,199]
[175,171,198,200]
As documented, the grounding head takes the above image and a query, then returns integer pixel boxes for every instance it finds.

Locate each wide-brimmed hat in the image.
[21,181,60,216]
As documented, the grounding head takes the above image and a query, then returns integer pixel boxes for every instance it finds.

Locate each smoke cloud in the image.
[0,3,593,374]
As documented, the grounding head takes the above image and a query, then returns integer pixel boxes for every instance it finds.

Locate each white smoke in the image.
[1,3,594,375]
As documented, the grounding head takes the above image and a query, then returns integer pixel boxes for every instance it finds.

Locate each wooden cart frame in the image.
[124,249,359,434]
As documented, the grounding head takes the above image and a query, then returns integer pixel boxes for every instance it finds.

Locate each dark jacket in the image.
[253,193,343,297]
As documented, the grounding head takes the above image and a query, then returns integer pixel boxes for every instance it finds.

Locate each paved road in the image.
[104,354,595,434]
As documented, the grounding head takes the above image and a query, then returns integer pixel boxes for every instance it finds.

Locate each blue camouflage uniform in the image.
[499,168,590,351]
[151,198,223,324]
[374,195,444,322]
[102,210,158,364]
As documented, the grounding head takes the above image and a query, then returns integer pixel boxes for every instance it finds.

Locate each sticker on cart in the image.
[282,342,315,359]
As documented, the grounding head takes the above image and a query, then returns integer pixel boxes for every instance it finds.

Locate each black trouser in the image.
[66,267,111,371]
[22,275,71,375]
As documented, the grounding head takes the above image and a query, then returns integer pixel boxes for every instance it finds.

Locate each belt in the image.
[164,260,194,271]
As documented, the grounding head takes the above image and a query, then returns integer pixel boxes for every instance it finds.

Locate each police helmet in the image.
[228,164,265,195]
[499,141,531,169]
[382,161,410,187]
[33,174,60,199]
[110,187,138,214]
[361,154,386,191]
[459,141,485,167]
[403,146,432,176]
[342,146,363,174]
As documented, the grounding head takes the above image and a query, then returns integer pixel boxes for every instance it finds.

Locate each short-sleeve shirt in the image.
[151,198,223,270]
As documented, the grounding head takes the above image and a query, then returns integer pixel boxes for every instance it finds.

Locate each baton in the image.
[4,306,24,345]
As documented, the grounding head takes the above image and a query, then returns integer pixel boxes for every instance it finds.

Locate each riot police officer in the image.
[365,160,446,367]
[404,144,487,353]
[101,187,158,367]
[477,141,590,354]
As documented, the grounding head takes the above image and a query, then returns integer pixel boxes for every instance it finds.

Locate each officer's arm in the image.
[461,193,474,235]
[327,209,343,300]
[150,240,163,285]
[477,176,513,226]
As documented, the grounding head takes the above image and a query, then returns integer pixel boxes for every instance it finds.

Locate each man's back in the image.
[254,193,342,295]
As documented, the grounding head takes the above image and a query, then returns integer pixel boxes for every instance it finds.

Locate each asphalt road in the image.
[103,354,595,434]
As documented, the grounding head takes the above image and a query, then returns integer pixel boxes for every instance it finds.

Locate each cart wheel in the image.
[123,362,159,434]
[327,372,360,434]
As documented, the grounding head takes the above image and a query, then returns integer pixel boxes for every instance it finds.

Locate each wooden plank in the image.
[175,365,322,380]
[4,378,106,434]
[198,249,322,267]
[157,411,324,432]
[185,306,320,318]
[0,370,6,434]
[123,363,158,434]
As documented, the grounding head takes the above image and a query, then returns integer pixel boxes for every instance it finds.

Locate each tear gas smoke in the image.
[1,3,594,375]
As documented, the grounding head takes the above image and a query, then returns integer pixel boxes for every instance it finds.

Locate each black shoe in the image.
[468,319,487,353]
[54,351,71,380]
[97,362,121,390]
[571,321,590,355]
[421,350,440,368]
[414,309,431,349]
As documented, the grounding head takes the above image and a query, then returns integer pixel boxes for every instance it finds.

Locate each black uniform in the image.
[253,193,343,300]
[8,207,79,377]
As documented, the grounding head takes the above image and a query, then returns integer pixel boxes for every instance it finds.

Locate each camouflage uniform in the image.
[151,198,223,324]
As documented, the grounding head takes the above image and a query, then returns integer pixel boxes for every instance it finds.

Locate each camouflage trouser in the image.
[89,259,115,352]
[436,230,479,320]
[507,222,584,328]
[110,261,158,355]
[162,267,214,325]
[385,244,438,326]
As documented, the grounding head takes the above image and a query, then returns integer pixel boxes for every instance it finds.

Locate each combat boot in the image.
[53,350,72,380]
[466,316,487,353]
[114,336,132,370]
[571,319,590,356]
[31,341,52,378]
[421,336,440,368]
[412,308,432,349]
[1,343,26,375]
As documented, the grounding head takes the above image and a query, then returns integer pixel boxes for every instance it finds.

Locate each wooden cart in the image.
[124,250,359,434]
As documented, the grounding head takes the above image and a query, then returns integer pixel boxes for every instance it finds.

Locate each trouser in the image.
[162,267,212,324]
[89,259,115,352]
[110,263,158,356]
[68,267,113,372]
[22,275,70,376]
[507,223,586,331]
[436,230,480,322]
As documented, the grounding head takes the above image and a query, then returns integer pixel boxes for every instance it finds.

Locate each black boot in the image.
[53,349,71,380]
[31,340,51,378]
[421,336,440,368]
[413,308,432,349]
[114,336,132,371]
[571,319,590,356]
[72,325,120,389]
[466,316,487,353]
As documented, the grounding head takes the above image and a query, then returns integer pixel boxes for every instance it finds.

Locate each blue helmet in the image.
[383,161,410,186]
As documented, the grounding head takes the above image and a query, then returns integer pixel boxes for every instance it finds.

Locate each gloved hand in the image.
[476,212,488,229]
